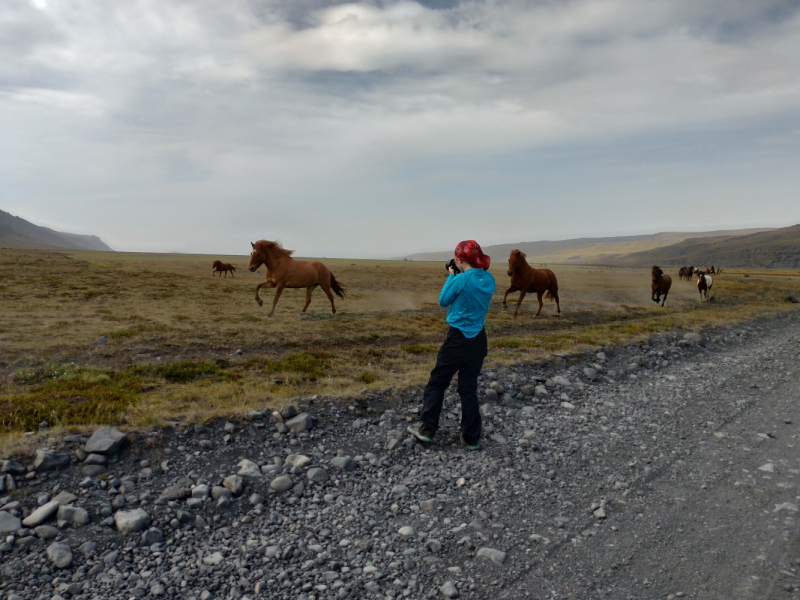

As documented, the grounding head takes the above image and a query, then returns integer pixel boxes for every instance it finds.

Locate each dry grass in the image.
[1,249,798,437]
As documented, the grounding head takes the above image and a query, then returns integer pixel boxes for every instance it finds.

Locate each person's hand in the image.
[448,266,455,274]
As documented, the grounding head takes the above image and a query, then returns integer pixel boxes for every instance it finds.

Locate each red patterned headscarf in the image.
[454,240,491,270]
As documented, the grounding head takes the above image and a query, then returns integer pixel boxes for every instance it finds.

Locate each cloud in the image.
[0,0,799,256]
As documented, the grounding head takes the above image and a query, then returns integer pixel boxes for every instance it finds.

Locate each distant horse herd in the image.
[210,241,719,315]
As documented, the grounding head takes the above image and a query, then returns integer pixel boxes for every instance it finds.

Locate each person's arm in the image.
[439,274,464,307]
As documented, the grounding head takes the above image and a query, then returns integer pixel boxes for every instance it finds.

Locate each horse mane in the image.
[254,240,294,258]
[510,249,528,270]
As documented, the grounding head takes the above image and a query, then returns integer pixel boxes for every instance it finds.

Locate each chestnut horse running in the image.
[212,260,236,278]
[248,240,346,317]
[503,249,561,318]
[651,265,672,306]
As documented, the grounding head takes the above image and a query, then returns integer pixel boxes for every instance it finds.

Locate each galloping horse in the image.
[212,260,236,278]
[697,272,712,301]
[651,266,672,306]
[678,267,689,281]
[503,249,561,318]
[248,240,346,317]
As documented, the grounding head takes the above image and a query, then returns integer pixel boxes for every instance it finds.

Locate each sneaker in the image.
[407,426,432,443]
[460,434,481,451]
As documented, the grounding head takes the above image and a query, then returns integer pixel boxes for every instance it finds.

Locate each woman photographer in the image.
[408,240,496,450]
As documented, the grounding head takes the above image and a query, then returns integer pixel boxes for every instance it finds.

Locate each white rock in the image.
[758,463,775,473]
[22,500,60,528]
[285,454,311,469]
[203,552,224,565]
[476,547,507,564]
[114,509,151,534]
[237,459,261,477]
[398,526,414,537]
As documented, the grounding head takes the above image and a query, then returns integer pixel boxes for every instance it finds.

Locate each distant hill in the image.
[405,228,773,265]
[607,225,800,269]
[0,209,113,252]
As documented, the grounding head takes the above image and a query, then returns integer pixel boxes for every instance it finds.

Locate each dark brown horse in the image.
[651,265,672,306]
[678,267,689,281]
[248,240,346,317]
[212,260,236,278]
[503,249,561,318]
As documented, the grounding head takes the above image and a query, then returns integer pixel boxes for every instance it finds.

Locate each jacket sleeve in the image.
[439,274,463,307]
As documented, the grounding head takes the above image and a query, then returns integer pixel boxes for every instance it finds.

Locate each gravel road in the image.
[1,310,799,600]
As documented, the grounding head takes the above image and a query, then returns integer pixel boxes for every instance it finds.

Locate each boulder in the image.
[1,460,26,475]
[237,460,261,477]
[280,405,299,420]
[476,547,507,564]
[285,413,314,433]
[57,505,90,527]
[307,468,329,483]
[331,456,358,471]
[683,332,704,346]
[160,485,189,500]
[47,543,73,568]
[223,475,244,496]
[285,454,311,468]
[85,427,127,455]
[114,509,151,534]
[0,511,21,533]
[22,500,60,528]
[270,475,293,492]
[33,449,71,472]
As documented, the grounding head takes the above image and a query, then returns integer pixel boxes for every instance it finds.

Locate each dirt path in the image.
[517,311,800,599]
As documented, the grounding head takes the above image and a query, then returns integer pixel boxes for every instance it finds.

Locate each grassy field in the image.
[1,248,799,440]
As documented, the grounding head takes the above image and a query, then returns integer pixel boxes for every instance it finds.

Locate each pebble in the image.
[114,509,151,534]
[476,547,507,564]
[270,475,293,492]
[22,500,60,528]
[440,581,459,598]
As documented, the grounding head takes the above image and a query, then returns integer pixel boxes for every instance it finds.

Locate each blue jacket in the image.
[439,268,496,338]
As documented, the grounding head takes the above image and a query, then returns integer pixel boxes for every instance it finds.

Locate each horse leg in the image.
[502,286,517,311]
[319,281,336,314]
[534,291,543,316]
[301,286,314,313]
[553,291,561,314]
[267,283,286,318]
[661,291,668,307]
[255,282,267,307]
[514,290,527,318]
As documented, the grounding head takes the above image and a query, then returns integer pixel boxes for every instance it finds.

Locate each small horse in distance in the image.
[248,240,346,317]
[651,266,672,306]
[697,272,713,301]
[212,260,236,278]
[678,267,689,281]
[503,249,561,318]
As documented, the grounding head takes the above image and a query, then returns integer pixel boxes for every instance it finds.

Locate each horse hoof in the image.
[256,300,263,307]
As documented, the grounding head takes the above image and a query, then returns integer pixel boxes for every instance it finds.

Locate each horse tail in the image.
[330,274,347,299]
[544,290,554,301]
[231,265,236,271]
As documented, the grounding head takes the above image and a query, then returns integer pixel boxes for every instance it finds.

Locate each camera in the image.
[445,259,460,275]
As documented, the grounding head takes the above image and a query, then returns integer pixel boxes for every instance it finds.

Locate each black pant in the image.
[419,327,487,445]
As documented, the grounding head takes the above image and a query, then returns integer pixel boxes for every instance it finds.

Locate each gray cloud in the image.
[1,0,799,256]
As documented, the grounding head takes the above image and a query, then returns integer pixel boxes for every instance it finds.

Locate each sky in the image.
[1,0,800,257]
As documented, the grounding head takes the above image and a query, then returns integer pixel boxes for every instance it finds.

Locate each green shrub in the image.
[358,371,376,384]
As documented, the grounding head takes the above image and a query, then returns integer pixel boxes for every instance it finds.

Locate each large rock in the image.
[307,468,329,483]
[160,485,189,500]
[0,511,21,533]
[85,427,127,455]
[476,547,506,564]
[33,449,71,472]
[47,543,73,569]
[114,509,151,534]
[57,505,90,527]
[440,581,459,598]
[22,500,60,528]
[270,475,293,492]
[280,405,299,420]
[285,454,311,468]
[331,456,358,471]
[285,413,314,433]
[237,460,261,477]
[683,332,704,346]
[223,475,244,496]
[0,460,26,475]
[553,376,572,387]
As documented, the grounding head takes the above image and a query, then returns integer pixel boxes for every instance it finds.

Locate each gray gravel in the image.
[2,311,800,599]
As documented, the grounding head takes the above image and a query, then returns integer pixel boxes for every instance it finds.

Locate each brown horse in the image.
[247,240,346,317]
[678,266,688,281]
[212,260,236,278]
[651,265,672,306]
[503,249,561,318]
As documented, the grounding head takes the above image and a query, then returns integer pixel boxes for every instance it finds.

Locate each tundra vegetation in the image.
[1,249,798,443]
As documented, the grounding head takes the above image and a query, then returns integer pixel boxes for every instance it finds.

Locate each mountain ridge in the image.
[0,209,113,252]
